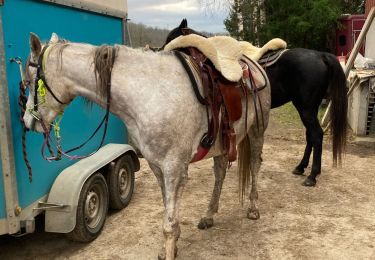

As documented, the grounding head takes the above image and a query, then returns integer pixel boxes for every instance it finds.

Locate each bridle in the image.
[25,45,67,130]
[28,44,66,110]
[24,44,69,160]
[15,43,114,181]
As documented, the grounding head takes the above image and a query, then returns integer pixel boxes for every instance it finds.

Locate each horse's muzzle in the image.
[29,117,36,131]
[23,112,39,132]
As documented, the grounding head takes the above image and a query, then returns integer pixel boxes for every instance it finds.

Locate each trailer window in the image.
[339,35,346,46]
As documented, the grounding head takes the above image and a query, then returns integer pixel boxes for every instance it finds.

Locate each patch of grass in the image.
[271,102,328,129]
[318,105,328,122]
[271,102,303,128]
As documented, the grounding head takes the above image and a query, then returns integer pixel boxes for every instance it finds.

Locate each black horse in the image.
[165,19,347,186]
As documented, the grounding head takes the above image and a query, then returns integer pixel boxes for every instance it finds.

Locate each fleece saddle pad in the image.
[240,38,287,62]
[164,34,243,82]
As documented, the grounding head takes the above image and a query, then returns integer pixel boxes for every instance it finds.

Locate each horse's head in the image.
[23,32,71,133]
[163,19,207,48]
[164,18,188,46]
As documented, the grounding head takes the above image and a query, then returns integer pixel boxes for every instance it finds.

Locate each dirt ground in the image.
[1,106,375,260]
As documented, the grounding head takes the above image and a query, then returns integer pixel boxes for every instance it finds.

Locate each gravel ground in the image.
[1,107,374,260]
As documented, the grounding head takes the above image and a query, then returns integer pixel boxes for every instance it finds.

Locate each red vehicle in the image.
[366,0,375,16]
[335,14,366,57]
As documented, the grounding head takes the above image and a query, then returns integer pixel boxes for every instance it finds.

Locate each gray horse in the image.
[23,33,270,259]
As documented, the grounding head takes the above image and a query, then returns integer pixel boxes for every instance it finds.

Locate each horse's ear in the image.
[29,32,41,57]
[180,18,188,28]
[49,32,59,44]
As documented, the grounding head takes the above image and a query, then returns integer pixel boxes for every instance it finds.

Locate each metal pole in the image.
[0,10,20,234]
[122,17,132,47]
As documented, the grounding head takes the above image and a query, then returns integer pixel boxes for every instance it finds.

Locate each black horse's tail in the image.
[323,53,347,166]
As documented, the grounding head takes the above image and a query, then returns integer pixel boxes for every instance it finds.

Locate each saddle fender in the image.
[218,81,242,122]
[44,143,139,233]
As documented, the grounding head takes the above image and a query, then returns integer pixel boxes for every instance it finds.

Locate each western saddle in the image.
[164,33,268,163]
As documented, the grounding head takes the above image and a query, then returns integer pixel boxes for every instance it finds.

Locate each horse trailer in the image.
[0,0,139,241]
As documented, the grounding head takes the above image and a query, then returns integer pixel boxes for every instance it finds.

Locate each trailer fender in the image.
[44,143,139,233]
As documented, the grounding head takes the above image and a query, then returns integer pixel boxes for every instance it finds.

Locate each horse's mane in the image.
[93,45,118,101]
[54,42,70,70]
[54,42,117,103]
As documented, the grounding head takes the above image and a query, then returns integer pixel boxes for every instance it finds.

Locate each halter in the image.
[28,45,67,111]
[25,44,68,162]
[15,44,115,181]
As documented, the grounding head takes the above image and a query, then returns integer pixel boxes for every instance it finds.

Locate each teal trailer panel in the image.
[0,0,127,221]
[0,151,4,219]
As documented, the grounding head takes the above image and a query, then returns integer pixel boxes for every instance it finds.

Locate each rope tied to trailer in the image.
[18,80,33,182]
[10,57,34,181]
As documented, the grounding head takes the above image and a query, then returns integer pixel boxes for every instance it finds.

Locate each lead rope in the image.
[19,80,56,181]
[40,106,110,161]
[11,57,34,181]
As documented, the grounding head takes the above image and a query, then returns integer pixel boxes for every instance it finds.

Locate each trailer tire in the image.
[66,173,108,242]
[108,154,135,210]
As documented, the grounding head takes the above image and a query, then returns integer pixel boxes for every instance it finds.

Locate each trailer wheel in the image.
[108,154,135,210]
[66,173,108,242]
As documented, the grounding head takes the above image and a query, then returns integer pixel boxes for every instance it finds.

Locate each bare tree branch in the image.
[198,0,232,16]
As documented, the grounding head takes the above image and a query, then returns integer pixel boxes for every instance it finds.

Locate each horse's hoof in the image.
[158,252,166,260]
[292,167,304,175]
[158,247,178,260]
[247,208,260,220]
[303,177,316,187]
[198,217,214,229]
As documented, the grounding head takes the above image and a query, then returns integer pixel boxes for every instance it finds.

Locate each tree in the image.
[127,22,171,48]
[339,0,365,14]
[224,0,364,51]
[224,0,242,39]
[224,0,265,44]
[262,0,341,50]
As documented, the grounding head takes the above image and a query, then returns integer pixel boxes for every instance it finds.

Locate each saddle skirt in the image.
[240,55,267,91]
[258,49,288,67]
[164,34,243,82]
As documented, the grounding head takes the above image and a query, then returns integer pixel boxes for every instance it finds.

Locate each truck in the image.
[0,0,139,242]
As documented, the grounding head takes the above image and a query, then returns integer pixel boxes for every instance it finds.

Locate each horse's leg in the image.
[298,111,323,186]
[157,162,188,260]
[149,163,166,206]
[292,129,313,175]
[305,118,323,186]
[247,129,264,220]
[198,155,228,229]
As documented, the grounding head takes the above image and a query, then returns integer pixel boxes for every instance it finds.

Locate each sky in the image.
[127,0,230,34]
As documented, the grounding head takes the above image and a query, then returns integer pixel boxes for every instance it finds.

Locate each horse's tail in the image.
[237,133,252,203]
[323,53,348,166]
